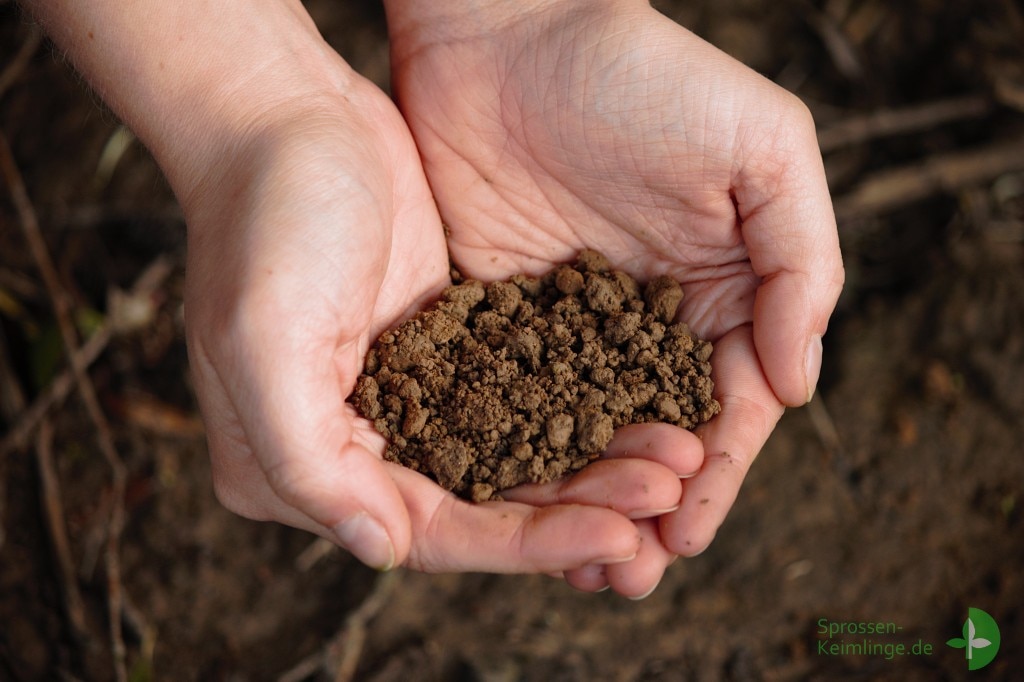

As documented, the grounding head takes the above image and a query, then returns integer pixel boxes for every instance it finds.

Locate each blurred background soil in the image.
[1,0,1022,679]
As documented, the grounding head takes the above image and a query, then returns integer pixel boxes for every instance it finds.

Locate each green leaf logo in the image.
[946,607,1000,671]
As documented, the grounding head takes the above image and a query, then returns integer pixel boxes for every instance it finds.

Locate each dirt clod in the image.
[352,251,720,501]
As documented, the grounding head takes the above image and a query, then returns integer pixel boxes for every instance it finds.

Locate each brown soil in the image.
[1,1,1022,680]
[353,251,719,501]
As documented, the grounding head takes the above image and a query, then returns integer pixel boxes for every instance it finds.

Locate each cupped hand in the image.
[386,0,844,594]
[180,60,684,576]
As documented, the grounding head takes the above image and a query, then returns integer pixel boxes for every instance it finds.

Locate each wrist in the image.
[28,0,354,203]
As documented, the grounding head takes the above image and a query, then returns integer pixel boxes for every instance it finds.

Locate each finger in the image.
[605,518,675,599]
[388,464,641,574]
[734,94,844,405]
[563,563,609,593]
[203,412,409,571]
[660,325,783,556]
[498,457,682,519]
[601,422,704,477]
[751,271,838,405]
[196,320,414,570]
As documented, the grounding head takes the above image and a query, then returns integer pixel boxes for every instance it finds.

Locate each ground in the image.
[1,1,1022,680]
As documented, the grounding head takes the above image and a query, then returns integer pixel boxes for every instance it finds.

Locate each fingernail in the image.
[333,513,395,571]
[593,551,638,565]
[629,505,680,519]
[628,581,662,601]
[805,334,823,403]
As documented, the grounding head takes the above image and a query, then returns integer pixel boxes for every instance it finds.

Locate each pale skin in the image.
[26,0,843,598]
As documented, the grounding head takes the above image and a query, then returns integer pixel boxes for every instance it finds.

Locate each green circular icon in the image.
[946,607,1000,671]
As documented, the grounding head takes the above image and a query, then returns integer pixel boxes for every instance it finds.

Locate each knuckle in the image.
[776,89,815,129]
[210,464,268,521]
[262,458,318,509]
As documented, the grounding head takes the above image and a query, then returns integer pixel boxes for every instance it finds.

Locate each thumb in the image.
[752,269,834,405]
[196,316,413,570]
[734,97,844,405]
[256,337,413,569]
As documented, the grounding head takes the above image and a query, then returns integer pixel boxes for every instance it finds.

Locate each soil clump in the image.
[352,251,720,501]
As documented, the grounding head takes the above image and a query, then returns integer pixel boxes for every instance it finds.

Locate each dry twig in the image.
[0,24,42,102]
[833,135,1024,220]
[0,326,26,420]
[796,0,865,81]
[818,95,994,153]
[330,570,401,682]
[0,254,172,457]
[295,537,338,572]
[0,130,128,682]
[36,417,91,644]
[806,394,861,508]
[278,570,402,682]
[806,394,843,457]
[0,323,112,457]
[0,325,25,551]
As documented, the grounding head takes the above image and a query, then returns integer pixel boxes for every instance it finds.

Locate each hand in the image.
[31,0,689,580]
[386,0,844,594]
[183,67,689,574]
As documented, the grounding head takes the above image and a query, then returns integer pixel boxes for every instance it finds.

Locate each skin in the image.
[25,0,843,598]
[385,0,844,594]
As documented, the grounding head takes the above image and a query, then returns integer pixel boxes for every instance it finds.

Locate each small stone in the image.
[577,410,614,453]
[577,249,611,273]
[554,265,585,295]
[546,413,574,448]
[604,312,643,346]
[470,482,495,502]
[653,392,682,421]
[584,274,624,315]
[645,275,684,324]
[486,281,523,317]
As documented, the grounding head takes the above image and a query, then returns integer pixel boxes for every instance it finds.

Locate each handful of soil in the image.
[352,251,720,501]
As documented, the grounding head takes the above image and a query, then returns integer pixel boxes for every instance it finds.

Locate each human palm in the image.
[182,82,449,560]
[390,2,843,587]
[183,72,685,581]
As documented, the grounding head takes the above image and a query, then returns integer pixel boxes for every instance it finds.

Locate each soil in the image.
[353,252,719,501]
[1,1,1023,681]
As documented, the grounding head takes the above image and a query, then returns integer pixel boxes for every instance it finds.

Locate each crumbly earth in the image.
[352,251,720,501]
